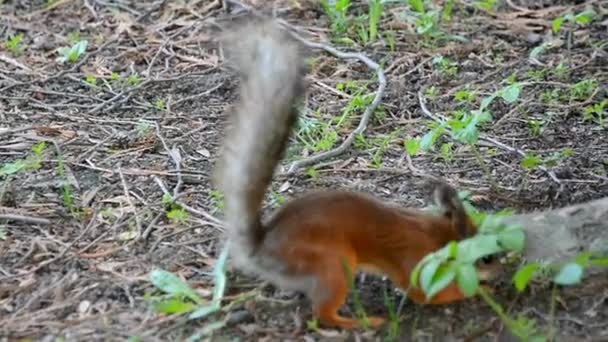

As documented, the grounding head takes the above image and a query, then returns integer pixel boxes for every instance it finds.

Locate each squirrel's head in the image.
[431,181,478,240]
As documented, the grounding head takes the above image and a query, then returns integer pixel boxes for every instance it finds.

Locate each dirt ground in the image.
[1,0,607,341]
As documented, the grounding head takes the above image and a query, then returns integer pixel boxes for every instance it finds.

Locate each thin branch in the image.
[279,24,386,174]
[0,214,51,225]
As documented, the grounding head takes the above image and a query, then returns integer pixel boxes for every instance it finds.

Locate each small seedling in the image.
[154,98,165,111]
[432,56,458,77]
[126,73,140,86]
[136,122,153,138]
[166,207,188,223]
[84,75,97,85]
[520,149,573,170]
[582,99,607,127]
[68,32,81,44]
[570,79,597,101]
[368,0,383,43]
[55,40,88,64]
[0,141,46,178]
[5,33,24,55]
[209,189,224,214]
[454,88,476,105]
[321,0,350,37]
[425,86,439,101]
[552,9,596,61]
[474,0,497,11]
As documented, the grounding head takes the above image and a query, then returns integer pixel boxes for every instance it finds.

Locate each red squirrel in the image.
[214,17,481,329]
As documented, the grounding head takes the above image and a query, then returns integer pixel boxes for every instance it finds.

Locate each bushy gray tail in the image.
[214,17,307,264]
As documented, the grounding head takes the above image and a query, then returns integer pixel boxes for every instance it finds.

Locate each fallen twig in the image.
[0,213,51,225]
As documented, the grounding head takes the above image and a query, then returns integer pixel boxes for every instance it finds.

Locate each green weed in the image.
[582,99,607,126]
[5,33,24,55]
[55,40,88,64]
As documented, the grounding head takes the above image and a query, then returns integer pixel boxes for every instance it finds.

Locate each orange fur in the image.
[215,17,482,329]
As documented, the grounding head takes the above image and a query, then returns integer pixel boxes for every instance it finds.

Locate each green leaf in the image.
[513,263,540,292]
[574,9,596,24]
[456,263,478,297]
[554,263,583,285]
[149,269,203,305]
[480,94,497,111]
[426,264,456,300]
[31,141,46,154]
[521,153,541,169]
[408,0,424,13]
[590,258,608,266]
[0,160,27,176]
[574,251,592,267]
[420,259,441,294]
[552,17,565,34]
[442,0,454,21]
[498,228,525,252]
[447,241,458,259]
[74,40,88,55]
[529,44,545,59]
[153,298,195,314]
[500,83,521,103]
[405,138,420,156]
[419,126,442,150]
[456,235,502,263]
[454,111,491,145]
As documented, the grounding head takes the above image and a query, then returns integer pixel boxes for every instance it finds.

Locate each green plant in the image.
[84,75,97,85]
[527,119,543,137]
[154,98,165,111]
[371,130,400,168]
[126,73,140,86]
[321,0,350,37]
[408,196,608,341]
[0,141,46,178]
[454,88,476,105]
[413,81,523,189]
[54,145,77,214]
[582,99,607,126]
[56,40,88,64]
[136,122,153,137]
[432,56,458,77]
[0,226,6,240]
[552,9,596,60]
[520,149,573,170]
[5,33,24,55]
[410,199,525,302]
[570,79,597,101]
[67,31,81,44]
[147,242,231,339]
[474,0,497,11]
[425,85,439,101]
[401,0,458,45]
[269,190,285,207]
[439,142,454,161]
[208,189,224,214]
[368,0,383,43]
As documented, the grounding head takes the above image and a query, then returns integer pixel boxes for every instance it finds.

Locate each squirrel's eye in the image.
[481,255,494,264]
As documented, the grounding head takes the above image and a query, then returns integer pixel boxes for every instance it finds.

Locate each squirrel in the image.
[214,17,483,329]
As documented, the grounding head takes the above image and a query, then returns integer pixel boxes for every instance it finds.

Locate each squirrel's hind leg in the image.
[308,252,385,329]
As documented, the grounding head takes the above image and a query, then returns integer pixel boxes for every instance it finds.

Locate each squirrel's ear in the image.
[432,182,469,239]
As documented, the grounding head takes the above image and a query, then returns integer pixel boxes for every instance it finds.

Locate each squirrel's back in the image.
[215,18,308,269]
